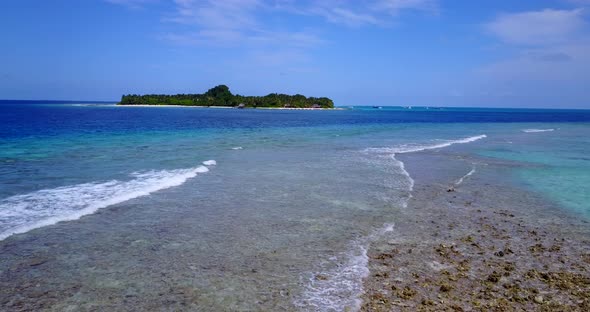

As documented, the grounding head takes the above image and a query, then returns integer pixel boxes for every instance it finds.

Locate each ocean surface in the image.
[1,102,589,310]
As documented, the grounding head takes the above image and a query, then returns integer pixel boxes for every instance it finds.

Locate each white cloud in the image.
[476,8,590,102]
[161,30,244,46]
[284,0,437,27]
[169,0,261,30]
[158,0,328,70]
[120,0,437,69]
[486,8,586,46]
[163,0,325,48]
[373,0,438,15]
[479,43,590,81]
[312,7,382,27]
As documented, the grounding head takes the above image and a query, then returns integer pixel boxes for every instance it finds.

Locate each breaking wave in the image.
[455,165,476,186]
[363,135,487,155]
[297,135,488,311]
[295,224,395,311]
[0,161,216,241]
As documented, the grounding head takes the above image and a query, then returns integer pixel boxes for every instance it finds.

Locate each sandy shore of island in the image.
[361,153,590,311]
[116,104,232,108]
[116,104,346,110]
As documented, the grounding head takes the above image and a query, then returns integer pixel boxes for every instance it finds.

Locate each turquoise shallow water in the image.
[478,123,590,219]
[0,103,589,310]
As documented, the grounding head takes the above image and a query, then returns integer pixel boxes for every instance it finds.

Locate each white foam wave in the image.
[393,156,414,207]
[202,160,216,166]
[231,146,243,150]
[299,135,488,311]
[364,135,487,155]
[395,158,415,191]
[455,165,476,186]
[522,128,555,133]
[296,224,395,312]
[0,163,214,241]
[363,135,486,205]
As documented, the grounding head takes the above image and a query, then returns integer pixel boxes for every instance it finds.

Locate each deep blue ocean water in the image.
[1,102,589,310]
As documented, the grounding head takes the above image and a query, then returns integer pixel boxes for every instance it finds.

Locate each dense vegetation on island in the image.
[118,85,334,108]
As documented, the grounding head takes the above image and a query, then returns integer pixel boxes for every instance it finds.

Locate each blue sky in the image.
[1,0,590,108]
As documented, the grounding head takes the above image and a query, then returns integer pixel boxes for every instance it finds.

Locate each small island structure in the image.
[118,85,334,109]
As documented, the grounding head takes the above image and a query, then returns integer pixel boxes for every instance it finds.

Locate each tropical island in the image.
[118,85,334,109]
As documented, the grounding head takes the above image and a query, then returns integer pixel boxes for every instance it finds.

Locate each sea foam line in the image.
[298,135,488,311]
[0,160,217,241]
[295,224,395,312]
[363,134,487,155]
[455,165,476,186]
[364,135,487,193]
[522,128,555,133]
[393,157,415,207]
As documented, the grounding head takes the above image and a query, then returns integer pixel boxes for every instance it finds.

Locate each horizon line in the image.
[1,99,589,110]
